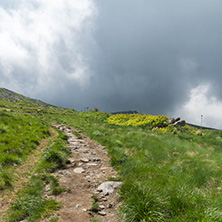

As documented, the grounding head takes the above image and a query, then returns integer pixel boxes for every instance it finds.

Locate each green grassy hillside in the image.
[0,89,72,221]
[50,111,222,222]
[0,88,76,115]
[1,88,222,221]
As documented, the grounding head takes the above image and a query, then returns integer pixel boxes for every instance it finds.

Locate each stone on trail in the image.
[86,163,98,166]
[97,181,123,194]
[69,141,79,146]
[74,168,85,174]
[99,205,105,210]
[98,211,106,216]
[93,158,101,162]
[80,158,89,163]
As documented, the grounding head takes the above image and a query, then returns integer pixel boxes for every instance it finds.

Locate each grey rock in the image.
[68,159,75,164]
[98,211,106,216]
[86,175,91,182]
[80,158,89,163]
[109,203,114,208]
[167,118,175,124]
[93,158,101,162]
[99,205,105,210]
[69,146,79,150]
[69,141,79,146]
[97,181,123,194]
[173,120,186,126]
[74,168,85,174]
[58,170,68,175]
[86,163,98,166]
[175,117,181,122]
[168,117,181,124]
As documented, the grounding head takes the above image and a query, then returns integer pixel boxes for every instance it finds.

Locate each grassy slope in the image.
[0,89,72,221]
[2,88,222,221]
[0,111,51,189]
[49,111,222,222]
[0,88,76,115]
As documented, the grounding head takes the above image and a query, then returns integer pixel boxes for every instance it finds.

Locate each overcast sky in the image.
[0,0,222,128]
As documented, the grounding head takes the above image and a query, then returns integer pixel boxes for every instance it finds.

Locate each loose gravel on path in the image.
[52,124,122,222]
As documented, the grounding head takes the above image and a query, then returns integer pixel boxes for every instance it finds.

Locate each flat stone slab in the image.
[97,181,123,194]
[69,141,79,146]
[86,163,98,166]
[98,211,106,216]
[80,158,89,163]
[74,168,85,174]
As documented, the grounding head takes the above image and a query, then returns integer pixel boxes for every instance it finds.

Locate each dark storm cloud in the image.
[80,0,222,115]
[1,0,222,127]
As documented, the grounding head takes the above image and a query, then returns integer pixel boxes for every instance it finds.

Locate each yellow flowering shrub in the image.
[152,126,180,134]
[106,114,202,136]
[106,114,169,128]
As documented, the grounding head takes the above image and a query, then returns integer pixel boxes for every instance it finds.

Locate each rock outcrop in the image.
[168,117,186,127]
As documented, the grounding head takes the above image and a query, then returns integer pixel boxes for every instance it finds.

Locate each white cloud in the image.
[175,84,222,129]
[0,0,96,95]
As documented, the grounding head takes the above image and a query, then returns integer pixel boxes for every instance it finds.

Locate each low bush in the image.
[107,114,169,128]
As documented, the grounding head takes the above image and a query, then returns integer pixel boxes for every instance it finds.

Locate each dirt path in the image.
[52,124,122,222]
[0,128,58,220]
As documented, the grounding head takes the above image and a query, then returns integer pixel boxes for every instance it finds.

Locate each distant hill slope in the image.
[0,88,54,108]
[0,88,76,114]
[111,110,139,114]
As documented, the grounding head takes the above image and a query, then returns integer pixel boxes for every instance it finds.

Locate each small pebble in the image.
[109,203,114,208]
[98,211,106,216]
[80,158,89,163]
[99,205,105,210]
[74,168,85,173]
[86,163,98,166]
[86,176,91,182]
[93,158,101,162]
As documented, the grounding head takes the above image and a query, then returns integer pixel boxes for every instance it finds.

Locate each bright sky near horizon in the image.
[0,0,222,129]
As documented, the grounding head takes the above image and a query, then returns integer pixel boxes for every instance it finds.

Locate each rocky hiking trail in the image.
[52,124,122,222]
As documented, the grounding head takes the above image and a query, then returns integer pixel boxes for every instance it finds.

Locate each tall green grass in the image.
[0,111,50,190]
[49,111,222,221]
